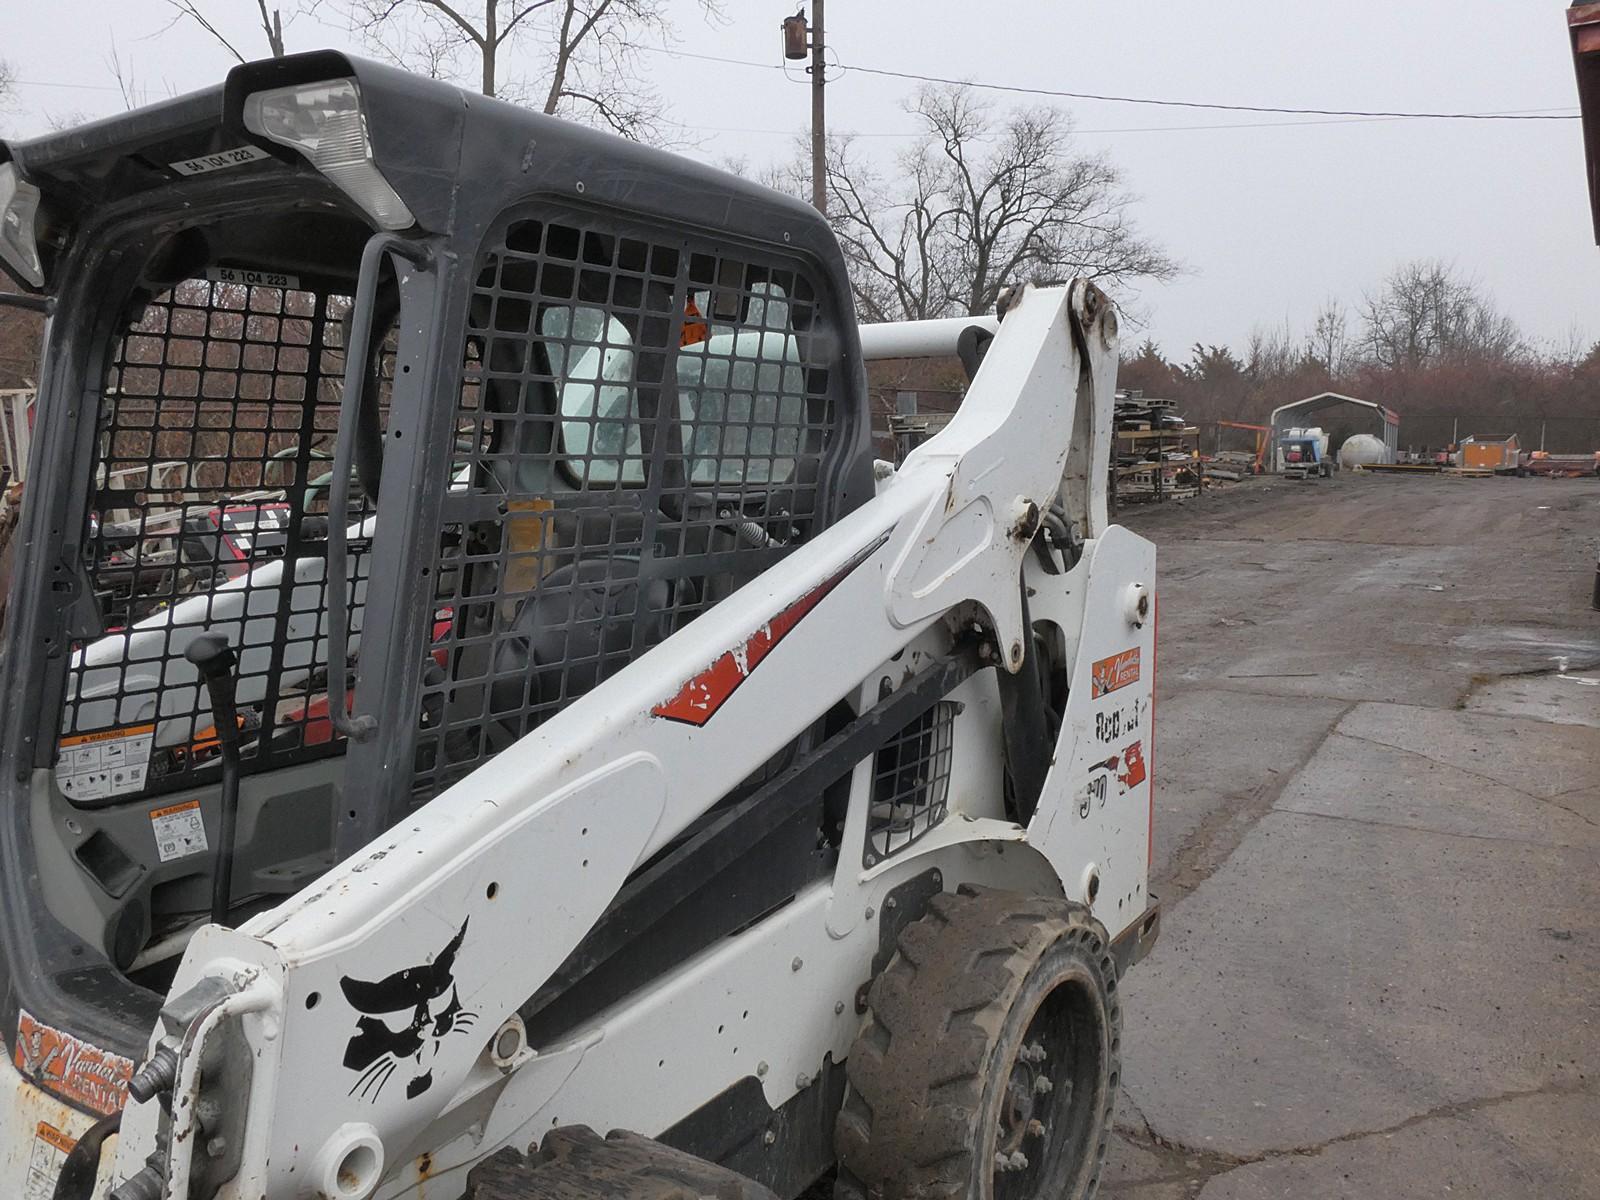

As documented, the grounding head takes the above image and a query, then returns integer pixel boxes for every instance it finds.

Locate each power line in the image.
[842,63,1580,121]
[636,45,1580,122]
[14,54,1582,131]
[12,78,126,93]
[668,111,1578,140]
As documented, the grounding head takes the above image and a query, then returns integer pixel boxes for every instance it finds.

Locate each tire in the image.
[835,886,1121,1200]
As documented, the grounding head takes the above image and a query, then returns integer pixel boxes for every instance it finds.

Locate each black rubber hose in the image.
[995,579,1052,825]
[956,324,994,384]
[50,1102,120,1200]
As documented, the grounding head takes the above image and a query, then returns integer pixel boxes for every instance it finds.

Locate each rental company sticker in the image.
[150,799,209,864]
[25,1123,77,1200]
[1091,648,1141,698]
[13,1010,133,1117]
[54,724,154,801]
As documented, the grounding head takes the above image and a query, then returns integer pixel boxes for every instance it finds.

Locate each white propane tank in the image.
[1338,433,1387,469]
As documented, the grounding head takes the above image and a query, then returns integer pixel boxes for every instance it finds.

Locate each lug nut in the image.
[1034,1075,1053,1096]
[1026,1119,1045,1139]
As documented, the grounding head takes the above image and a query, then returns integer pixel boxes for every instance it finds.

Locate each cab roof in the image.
[3,50,845,297]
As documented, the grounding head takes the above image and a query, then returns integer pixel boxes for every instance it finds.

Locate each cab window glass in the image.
[677,282,805,487]
[546,305,643,485]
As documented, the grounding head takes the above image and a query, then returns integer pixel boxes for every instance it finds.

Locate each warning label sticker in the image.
[150,799,209,864]
[24,1123,76,1200]
[54,724,154,801]
[13,1010,133,1117]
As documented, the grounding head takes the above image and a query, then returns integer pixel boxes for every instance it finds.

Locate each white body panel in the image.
[106,283,1156,1200]
[0,1050,114,1200]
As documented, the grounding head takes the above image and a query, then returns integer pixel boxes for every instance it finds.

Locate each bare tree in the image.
[796,85,1178,323]
[1359,259,1523,369]
[162,1,289,61]
[312,0,718,141]
[108,42,149,112]
[1306,298,1349,377]
[1245,320,1298,380]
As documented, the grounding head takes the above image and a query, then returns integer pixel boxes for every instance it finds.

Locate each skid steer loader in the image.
[0,51,1159,1200]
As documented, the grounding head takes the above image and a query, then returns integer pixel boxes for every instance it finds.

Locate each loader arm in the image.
[111,281,1140,1200]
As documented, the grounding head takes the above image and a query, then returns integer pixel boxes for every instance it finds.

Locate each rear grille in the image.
[865,701,958,865]
[59,279,371,803]
[413,213,838,800]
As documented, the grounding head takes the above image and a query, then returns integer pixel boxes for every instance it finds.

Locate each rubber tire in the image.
[835,886,1122,1200]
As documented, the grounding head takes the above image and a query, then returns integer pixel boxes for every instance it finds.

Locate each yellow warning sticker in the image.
[54,724,155,801]
[150,799,209,863]
[25,1122,78,1200]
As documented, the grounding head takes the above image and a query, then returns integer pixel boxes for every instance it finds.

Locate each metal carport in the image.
[1268,392,1398,469]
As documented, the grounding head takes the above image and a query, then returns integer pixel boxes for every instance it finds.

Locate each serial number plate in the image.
[206,266,301,290]
[169,145,270,176]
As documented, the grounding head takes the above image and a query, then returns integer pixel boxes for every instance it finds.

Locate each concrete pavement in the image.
[1103,474,1600,1198]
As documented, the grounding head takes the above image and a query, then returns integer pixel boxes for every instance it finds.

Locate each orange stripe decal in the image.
[651,531,890,727]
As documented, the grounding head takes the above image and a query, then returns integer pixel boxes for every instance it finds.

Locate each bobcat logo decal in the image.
[340,919,478,1101]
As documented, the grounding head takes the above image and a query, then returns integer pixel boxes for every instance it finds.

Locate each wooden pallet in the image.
[1119,486,1199,503]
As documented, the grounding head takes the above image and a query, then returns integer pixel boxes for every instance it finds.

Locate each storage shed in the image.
[1268,392,1398,471]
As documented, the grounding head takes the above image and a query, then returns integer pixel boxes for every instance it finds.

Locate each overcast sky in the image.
[2,1,1594,359]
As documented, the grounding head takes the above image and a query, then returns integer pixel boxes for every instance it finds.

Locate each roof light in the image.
[242,78,414,231]
[0,163,45,288]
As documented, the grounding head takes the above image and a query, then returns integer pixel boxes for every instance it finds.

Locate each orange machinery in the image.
[1216,420,1269,473]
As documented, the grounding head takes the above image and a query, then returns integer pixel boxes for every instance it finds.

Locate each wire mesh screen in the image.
[412,214,837,800]
[865,701,958,865]
[57,278,376,805]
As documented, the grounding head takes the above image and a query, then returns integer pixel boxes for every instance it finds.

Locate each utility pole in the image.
[810,0,826,214]
[783,5,828,214]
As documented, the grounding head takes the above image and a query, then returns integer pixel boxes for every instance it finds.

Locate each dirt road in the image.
[1103,472,1600,1198]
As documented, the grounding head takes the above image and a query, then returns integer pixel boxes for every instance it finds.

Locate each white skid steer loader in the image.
[0,51,1158,1200]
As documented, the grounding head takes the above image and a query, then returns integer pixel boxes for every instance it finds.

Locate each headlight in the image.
[242,78,415,231]
[0,162,45,288]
